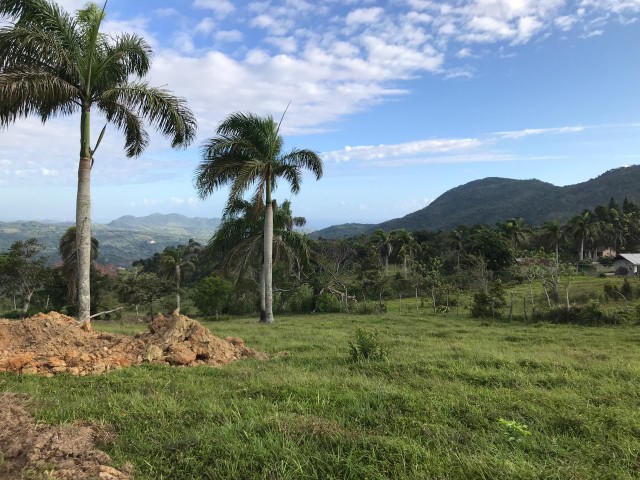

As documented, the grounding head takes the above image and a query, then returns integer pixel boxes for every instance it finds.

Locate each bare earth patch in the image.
[0,311,268,376]
[0,394,133,479]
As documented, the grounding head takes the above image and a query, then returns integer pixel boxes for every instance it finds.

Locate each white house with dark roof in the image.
[613,253,640,275]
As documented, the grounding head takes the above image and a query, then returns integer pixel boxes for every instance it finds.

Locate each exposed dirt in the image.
[0,394,133,479]
[0,311,268,376]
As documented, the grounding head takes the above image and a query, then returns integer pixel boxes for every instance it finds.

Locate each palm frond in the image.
[100,82,196,154]
[0,66,80,127]
[97,95,149,156]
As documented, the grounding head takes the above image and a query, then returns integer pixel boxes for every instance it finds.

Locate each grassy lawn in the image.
[1,313,639,479]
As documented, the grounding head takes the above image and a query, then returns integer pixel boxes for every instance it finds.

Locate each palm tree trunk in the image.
[262,200,274,323]
[176,266,181,311]
[76,105,92,325]
[579,233,584,261]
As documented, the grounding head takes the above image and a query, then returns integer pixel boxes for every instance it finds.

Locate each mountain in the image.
[310,165,640,239]
[0,214,220,267]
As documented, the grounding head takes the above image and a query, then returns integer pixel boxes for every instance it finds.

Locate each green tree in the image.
[568,210,597,261]
[115,267,171,320]
[194,273,232,318]
[195,112,322,323]
[370,229,393,276]
[538,221,563,263]
[0,238,50,315]
[0,0,196,325]
[158,246,195,311]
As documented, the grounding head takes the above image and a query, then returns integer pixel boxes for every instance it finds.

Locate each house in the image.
[613,254,640,275]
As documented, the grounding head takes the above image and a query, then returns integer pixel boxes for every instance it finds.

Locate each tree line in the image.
[3,197,639,322]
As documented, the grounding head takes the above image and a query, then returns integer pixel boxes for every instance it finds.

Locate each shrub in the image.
[316,293,342,313]
[287,285,314,313]
[349,328,388,362]
[621,278,633,300]
[471,280,507,319]
[616,265,630,276]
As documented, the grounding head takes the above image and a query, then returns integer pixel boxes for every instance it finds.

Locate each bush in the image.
[616,265,631,276]
[287,285,314,313]
[349,328,388,362]
[470,280,507,319]
[542,301,624,325]
[316,293,342,313]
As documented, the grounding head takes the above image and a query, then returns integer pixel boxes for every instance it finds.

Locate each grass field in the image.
[1,313,639,479]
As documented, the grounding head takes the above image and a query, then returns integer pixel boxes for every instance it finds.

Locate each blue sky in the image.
[1,0,639,229]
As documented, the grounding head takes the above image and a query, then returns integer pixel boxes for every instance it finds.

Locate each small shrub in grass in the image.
[349,328,388,362]
[316,293,342,313]
[498,418,532,443]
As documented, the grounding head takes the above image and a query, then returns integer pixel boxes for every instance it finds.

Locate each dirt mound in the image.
[0,394,132,479]
[0,311,267,376]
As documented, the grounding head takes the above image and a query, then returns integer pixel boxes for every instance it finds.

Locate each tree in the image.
[0,0,197,325]
[59,226,99,304]
[497,217,530,252]
[568,211,596,261]
[0,238,50,315]
[115,267,171,320]
[370,229,393,275]
[158,246,195,311]
[538,221,563,263]
[194,273,232,319]
[195,112,322,323]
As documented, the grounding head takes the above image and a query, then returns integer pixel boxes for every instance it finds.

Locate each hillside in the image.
[311,165,640,238]
[0,214,220,267]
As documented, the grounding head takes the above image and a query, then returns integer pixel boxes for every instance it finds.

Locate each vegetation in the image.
[0,0,196,323]
[1,313,638,479]
[195,111,322,324]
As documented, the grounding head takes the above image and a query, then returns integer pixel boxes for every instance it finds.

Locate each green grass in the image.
[1,313,639,479]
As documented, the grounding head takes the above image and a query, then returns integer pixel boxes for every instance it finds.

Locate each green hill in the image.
[0,214,220,267]
[311,165,640,238]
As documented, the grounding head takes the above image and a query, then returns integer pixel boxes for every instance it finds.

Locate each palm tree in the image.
[390,229,413,278]
[195,112,322,323]
[211,199,311,295]
[0,0,197,325]
[370,229,393,275]
[159,246,195,311]
[59,226,99,304]
[446,228,465,270]
[568,210,596,261]
[538,220,563,263]
[497,218,530,251]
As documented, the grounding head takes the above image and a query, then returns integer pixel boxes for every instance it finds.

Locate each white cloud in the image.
[195,18,216,35]
[345,7,384,25]
[495,126,586,139]
[216,29,243,42]
[193,0,235,17]
[323,138,482,163]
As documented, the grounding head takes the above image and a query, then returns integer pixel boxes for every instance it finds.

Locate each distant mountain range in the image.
[311,165,640,239]
[0,213,220,267]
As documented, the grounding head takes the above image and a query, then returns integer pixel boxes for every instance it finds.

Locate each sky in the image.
[0,0,639,229]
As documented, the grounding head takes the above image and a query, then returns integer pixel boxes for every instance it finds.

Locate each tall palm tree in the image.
[497,217,530,252]
[59,226,99,304]
[0,0,197,325]
[538,220,563,263]
[370,229,393,275]
[195,112,322,323]
[159,246,195,312]
[390,229,413,278]
[568,210,596,261]
[446,228,465,270]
